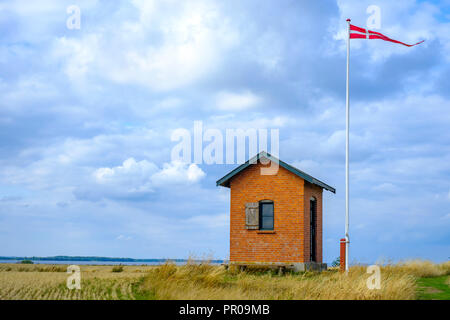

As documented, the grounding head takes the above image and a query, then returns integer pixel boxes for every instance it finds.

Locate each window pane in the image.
[262,216,273,230]
[259,202,274,230]
[262,203,273,217]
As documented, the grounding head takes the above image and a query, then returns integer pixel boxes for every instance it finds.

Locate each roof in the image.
[216,151,336,193]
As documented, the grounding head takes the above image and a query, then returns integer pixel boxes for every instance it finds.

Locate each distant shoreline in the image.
[0,256,224,264]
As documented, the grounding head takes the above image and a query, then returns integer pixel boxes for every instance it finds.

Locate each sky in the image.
[0,0,449,264]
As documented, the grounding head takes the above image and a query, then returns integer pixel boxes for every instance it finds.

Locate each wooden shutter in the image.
[245,202,259,229]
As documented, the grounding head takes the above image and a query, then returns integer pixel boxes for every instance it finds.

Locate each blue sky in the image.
[0,0,449,263]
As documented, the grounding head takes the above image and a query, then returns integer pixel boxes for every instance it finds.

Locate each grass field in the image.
[0,264,154,300]
[0,260,448,300]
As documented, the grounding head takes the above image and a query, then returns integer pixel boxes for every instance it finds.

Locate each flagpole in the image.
[345,18,351,272]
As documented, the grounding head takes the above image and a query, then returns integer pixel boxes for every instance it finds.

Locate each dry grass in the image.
[0,264,67,272]
[0,260,448,300]
[382,260,450,278]
[0,264,155,300]
[140,262,422,300]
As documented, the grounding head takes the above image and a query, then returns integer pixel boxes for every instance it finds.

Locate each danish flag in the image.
[348,22,424,47]
[341,19,424,272]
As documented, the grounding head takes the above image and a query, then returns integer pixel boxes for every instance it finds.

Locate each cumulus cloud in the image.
[95,158,206,187]
[94,158,158,186]
[152,161,206,184]
[84,158,206,201]
[51,0,240,90]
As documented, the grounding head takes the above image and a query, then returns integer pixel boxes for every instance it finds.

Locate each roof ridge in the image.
[216,151,336,193]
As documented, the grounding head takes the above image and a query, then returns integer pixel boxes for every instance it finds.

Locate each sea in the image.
[0,259,224,266]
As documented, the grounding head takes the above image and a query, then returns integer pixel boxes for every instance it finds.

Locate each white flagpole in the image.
[345,18,351,272]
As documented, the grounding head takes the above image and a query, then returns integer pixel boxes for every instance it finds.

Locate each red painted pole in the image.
[340,238,346,272]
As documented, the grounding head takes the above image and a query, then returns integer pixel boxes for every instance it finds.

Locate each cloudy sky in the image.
[1,0,449,263]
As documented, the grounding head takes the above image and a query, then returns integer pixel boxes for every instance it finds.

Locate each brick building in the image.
[216,151,335,271]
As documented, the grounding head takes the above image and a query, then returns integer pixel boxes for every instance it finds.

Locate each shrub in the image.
[112,265,124,273]
[331,257,340,268]
[20,260,33,264]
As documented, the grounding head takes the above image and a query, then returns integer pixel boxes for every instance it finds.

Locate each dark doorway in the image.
[310,197,316,262]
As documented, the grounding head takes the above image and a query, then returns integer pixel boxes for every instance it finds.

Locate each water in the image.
[0,259,224,266]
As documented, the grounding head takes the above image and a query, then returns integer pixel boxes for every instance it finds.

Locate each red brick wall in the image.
[228,160,323,263]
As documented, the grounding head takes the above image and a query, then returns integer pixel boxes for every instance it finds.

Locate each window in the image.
[259,200,274,230]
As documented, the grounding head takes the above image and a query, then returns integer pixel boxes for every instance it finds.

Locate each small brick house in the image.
[217,151,335,271]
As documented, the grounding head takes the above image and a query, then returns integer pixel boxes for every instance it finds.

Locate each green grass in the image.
[417,276,450,300]
[131,277,155,300]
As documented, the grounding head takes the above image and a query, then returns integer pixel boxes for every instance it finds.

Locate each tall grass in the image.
[0,261,447,300]
[382,260,450,277]
[139,261,442,300]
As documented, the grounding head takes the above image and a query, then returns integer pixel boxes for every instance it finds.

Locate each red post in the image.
[340,238,346,272]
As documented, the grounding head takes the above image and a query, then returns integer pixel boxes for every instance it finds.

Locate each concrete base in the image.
[292,262,327,272]
[227,261,327,272]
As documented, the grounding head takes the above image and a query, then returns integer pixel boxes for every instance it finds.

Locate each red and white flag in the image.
[341,20,424,271]
[349,23,424,47]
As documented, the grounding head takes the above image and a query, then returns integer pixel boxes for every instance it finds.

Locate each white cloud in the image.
[52,0,240,90]
[320,130,345,156]
[94,158,158,192]
[95,158,157,183]
[52,35,99,80]
[116,234,132,241]
[91,158,206,200]
[152,161,206,185]
[245,30,284,72]
[215,90,262,111]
